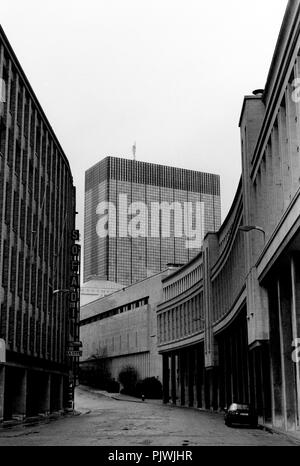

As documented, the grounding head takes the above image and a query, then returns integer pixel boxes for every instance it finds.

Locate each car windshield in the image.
[229,403,249,411]
[237,404,249,410]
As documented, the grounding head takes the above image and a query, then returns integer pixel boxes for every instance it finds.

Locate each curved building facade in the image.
[0,26,79,421]
[157,1,300,433]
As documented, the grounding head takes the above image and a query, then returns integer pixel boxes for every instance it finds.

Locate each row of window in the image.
[211,230,245,322]
[164,264,203,301]
[80,297,149,326]
[86,157,220,196]
[158,293,204,344]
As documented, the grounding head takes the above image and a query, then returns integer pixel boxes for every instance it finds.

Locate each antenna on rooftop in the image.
[132,141,136,161]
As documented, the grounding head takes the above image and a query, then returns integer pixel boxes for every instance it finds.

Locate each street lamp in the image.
[239,225,266,243]
[52,289,69,296]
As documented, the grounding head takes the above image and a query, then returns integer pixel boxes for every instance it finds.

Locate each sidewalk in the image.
[262,424,300,445]
[0,409,83,429]
[78,384,162,405]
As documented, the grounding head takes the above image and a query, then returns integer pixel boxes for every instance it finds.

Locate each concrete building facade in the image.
[0,26,79,422]
[157,0,300,434]
[80,270,174,384]
[84,157,221,286]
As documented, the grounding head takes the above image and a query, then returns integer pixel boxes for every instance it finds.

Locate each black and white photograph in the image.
[0,0,300,455]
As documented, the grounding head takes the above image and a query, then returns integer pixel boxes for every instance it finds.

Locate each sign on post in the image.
[66,350,82,357]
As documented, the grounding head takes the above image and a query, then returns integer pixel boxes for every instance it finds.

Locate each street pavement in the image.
[0,385,298,446]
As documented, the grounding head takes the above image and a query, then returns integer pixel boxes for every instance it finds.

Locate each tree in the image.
[79,345,111,389]
[118,366,138,395]
[135,377,163,399]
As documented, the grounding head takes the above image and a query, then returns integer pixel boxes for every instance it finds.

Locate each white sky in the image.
[1,0,288,236]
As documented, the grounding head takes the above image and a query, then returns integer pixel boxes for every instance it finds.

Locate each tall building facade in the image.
[84,157,221,285]
[0,26,80,422]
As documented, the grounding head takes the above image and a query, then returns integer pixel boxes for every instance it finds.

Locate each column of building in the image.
[277,271,297,430]
[290,254,300,427]
[0,366,5,421]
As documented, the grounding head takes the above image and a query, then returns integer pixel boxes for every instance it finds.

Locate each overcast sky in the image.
[1,0,287,236]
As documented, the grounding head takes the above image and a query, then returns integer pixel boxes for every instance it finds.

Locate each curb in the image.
[0,409,84,429]
[109,395,146,403]
[78,386,147,404]
[259,425,300,445]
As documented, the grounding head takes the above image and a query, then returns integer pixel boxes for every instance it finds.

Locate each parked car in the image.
[224,403,258,427]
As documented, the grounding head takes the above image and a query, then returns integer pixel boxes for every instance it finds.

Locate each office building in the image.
[0,26,79,422]
[84,157,221,285]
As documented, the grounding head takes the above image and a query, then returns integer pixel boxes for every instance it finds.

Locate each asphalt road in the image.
[0,385,298,446]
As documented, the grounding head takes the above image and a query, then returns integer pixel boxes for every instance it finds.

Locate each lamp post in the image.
[52,289,69,296]
[239,225,266,243]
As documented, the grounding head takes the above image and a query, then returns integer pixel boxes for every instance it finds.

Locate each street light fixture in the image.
[239,225,266,243]
[52,289,69,296]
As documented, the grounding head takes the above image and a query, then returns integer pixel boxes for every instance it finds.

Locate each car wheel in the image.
[225,420,232,427]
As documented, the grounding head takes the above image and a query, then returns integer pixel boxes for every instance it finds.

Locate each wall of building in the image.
[80,279,123,306]
[80,271,170,384]
[157,0,300,434]
[0,26,78,422]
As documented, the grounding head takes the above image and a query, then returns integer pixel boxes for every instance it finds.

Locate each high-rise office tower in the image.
[84,156,221,286]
